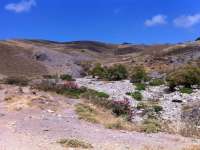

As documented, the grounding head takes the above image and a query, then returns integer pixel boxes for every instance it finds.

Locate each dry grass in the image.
[4,92,64,111]
[75,102,136,131]
[58,138,93,149]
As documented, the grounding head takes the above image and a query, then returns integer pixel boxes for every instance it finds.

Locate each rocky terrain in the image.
[0,84,199,150]
[1,39,200,149]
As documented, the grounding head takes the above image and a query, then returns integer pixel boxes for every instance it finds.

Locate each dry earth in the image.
[0,84,199,150]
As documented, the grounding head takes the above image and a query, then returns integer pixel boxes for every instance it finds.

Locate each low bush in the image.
[81,89,111,109]
[137,102,147,110]
[58,139,93,149]
[179,87,193,94]
[166,65,200,91]
[149,79,165,86]
[112,98,132,118]
[142,118,161,133]
[130,66,149,83]
[4,76,29,86]
[153,105,163,113]
[131,91,143,101]
[75,103,99,123]
[135,83,146,91]
[89,63,107,79]
[89,64,128,81]
[106,64,128,81]
[34,80,86,98]
[82,90,132,119]
[60,74,75,81]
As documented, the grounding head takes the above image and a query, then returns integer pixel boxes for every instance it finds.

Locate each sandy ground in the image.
[0,85,199,150]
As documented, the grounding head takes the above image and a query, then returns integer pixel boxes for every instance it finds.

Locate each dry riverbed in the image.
[0,84,199,150]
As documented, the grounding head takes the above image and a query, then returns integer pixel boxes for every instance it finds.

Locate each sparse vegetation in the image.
[89,63,108,79]
[75,102,135,131]
[142,118,161,133]
[166,65,200,91]
[149,79,165,86]
[90,64,128,81]
[60,74,75,81]
[58,138,93,149]
[135,83,146,91]
[75,103,99,123]
[131,91,143,101]
[81,89,111,108]
[111,98,132,118]
[179,87,193,94]
[4,76,29,86]
[130,66,149,83]
[34,80,86,98]
[106,64,128,81]
[82,90,132,119]
[153,105,163,113]
[137,102,147,110]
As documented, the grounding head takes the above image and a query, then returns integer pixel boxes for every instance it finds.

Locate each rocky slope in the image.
[0,39,199,78]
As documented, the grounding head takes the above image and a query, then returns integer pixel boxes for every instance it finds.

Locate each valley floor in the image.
[0,84,199,150]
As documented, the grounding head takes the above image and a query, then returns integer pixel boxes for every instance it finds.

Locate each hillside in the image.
[0,39,199,78]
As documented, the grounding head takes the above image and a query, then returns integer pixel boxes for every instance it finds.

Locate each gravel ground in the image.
[0,85,199,150]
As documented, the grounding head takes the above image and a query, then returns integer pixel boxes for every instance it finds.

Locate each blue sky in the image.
[0,0,200,44]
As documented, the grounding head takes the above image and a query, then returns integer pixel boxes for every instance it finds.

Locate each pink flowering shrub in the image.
[112,98,133,120]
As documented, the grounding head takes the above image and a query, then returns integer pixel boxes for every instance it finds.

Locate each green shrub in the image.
[89,63,107,79]
[106,64,128,81]
[60,74,74,81]
[130,66,148,83]
[153,105,163,113]
[149,79,165,86]
[95,91,109,98]
[81,89,112,109]
[179,87,193,94]
[57,88,86,99]
[131,91,143,101]
[34,80,86,98]
[135,83,146,91]
[90,64,128,81]
[166,65,200,91]
[4,76,29,86]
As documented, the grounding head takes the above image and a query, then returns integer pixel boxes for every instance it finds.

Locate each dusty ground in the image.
[0,84,199,150]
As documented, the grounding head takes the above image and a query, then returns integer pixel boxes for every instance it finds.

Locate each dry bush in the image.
[75,102,136,131]
[58,138,93,149]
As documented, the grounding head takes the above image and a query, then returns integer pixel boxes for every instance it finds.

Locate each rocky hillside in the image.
[0,39,199,78]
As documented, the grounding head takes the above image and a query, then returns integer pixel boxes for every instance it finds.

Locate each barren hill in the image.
[0,39,199,78]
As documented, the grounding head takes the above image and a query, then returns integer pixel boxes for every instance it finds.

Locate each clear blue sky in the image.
[0,0,200,44]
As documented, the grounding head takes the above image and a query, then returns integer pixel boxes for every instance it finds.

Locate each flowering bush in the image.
[64,81,79,89]
[112,98,133,120]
